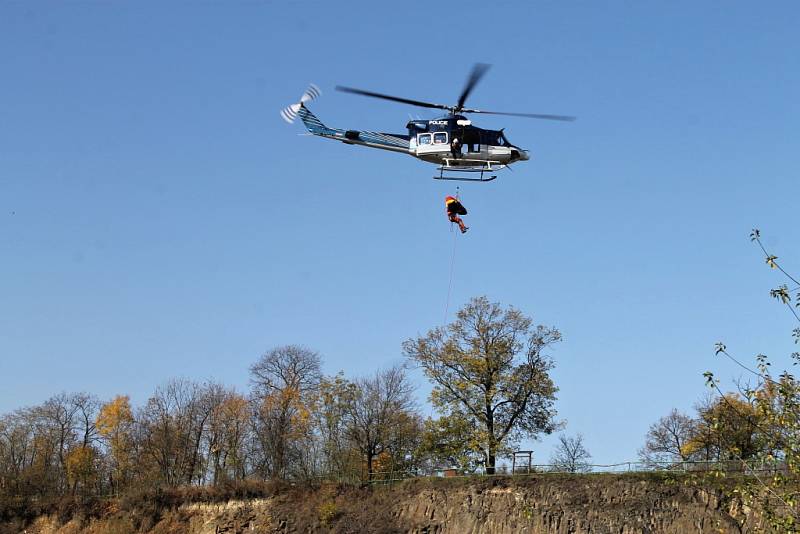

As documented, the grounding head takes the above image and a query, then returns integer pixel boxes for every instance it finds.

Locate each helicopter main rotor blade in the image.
[335,86,452,111]
[462,108,576,121]
[456,63,491,111]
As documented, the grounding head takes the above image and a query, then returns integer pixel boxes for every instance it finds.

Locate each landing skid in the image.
[433,163,500,182]
[434,173,496,182]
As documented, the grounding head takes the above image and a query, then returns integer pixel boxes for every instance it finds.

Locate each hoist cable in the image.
[443,187,461,324]
[443,227,458,324]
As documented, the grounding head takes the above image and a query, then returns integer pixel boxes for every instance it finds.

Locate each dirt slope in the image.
[12,474,765,534]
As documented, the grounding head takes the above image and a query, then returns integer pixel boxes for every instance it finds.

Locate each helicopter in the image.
[280,64,574,182]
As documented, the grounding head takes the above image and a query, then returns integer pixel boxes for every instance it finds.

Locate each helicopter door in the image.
[462,129,481,154]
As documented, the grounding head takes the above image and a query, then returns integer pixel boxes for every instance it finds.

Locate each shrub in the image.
[318,500,339,526]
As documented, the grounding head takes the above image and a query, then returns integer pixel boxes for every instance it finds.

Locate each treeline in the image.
[640,384,795,466]
[0,296,562,503]
[0,350,419,500]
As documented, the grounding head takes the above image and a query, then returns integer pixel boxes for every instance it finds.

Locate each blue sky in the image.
[1,1,798,464]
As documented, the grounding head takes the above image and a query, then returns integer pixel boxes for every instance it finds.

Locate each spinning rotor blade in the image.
[457,63,491,111]
[337,66,575,121]
[335,86,452,111]
[462,108,576,121]
[299,84,321,104]
[281,84,321,124]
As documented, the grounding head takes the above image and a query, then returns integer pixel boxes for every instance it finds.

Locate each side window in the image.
[433,132,448,144]
[418,134,432,145]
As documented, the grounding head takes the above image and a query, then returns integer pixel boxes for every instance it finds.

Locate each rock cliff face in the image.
[394,477,745,534]
[15,475,763,534]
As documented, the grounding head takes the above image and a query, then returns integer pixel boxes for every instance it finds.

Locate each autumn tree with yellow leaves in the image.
[685,393,767,462]
[95,395,135,493]
[404,296,560,474]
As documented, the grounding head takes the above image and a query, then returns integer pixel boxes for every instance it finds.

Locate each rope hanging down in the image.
[443,225,458,324]
[443,187,460,324]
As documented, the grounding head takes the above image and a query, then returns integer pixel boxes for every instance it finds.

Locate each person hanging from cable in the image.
[445,195,468,233]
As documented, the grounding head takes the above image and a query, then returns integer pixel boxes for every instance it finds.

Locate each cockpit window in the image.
[433,132,448,144]
[418,134,432,145]
[486,131,509,146]
[481,130,506,146]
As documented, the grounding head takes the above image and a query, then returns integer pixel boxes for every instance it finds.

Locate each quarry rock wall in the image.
[12,475,765,534]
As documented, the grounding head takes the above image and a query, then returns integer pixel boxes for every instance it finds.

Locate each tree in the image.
[417,413,485,473]
[0,393,101,500]
[0,408,50,498]
[379,410,423,476]
[137,378,211,486]
[549,434,592,473]
[640,398,767,467]
[313,373,361,478]
[249,345,321,479]
[96,395,135,493]
[683,393,765,462]
[204,390,250,484]
[250,345,323,397]
[342,366,418,480]
[638,408,695,464]
[404,296,561,474]
[65,445,97,494]
[34,392,99,493]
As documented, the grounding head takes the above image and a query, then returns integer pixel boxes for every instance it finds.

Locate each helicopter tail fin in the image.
[295,105,328,135]
[280,84,322,124]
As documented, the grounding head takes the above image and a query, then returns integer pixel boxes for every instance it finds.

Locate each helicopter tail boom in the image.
[281,84,411,154]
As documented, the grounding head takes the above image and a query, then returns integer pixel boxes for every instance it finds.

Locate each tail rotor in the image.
[280,84,321,124]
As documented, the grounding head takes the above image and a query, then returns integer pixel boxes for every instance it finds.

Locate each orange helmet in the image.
[445,195,457,203]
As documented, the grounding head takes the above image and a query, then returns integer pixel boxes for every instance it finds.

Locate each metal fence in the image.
[358,459,788,485]
[507,459,786,475]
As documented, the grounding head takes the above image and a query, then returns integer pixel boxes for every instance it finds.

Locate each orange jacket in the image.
[445,196,467,215]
